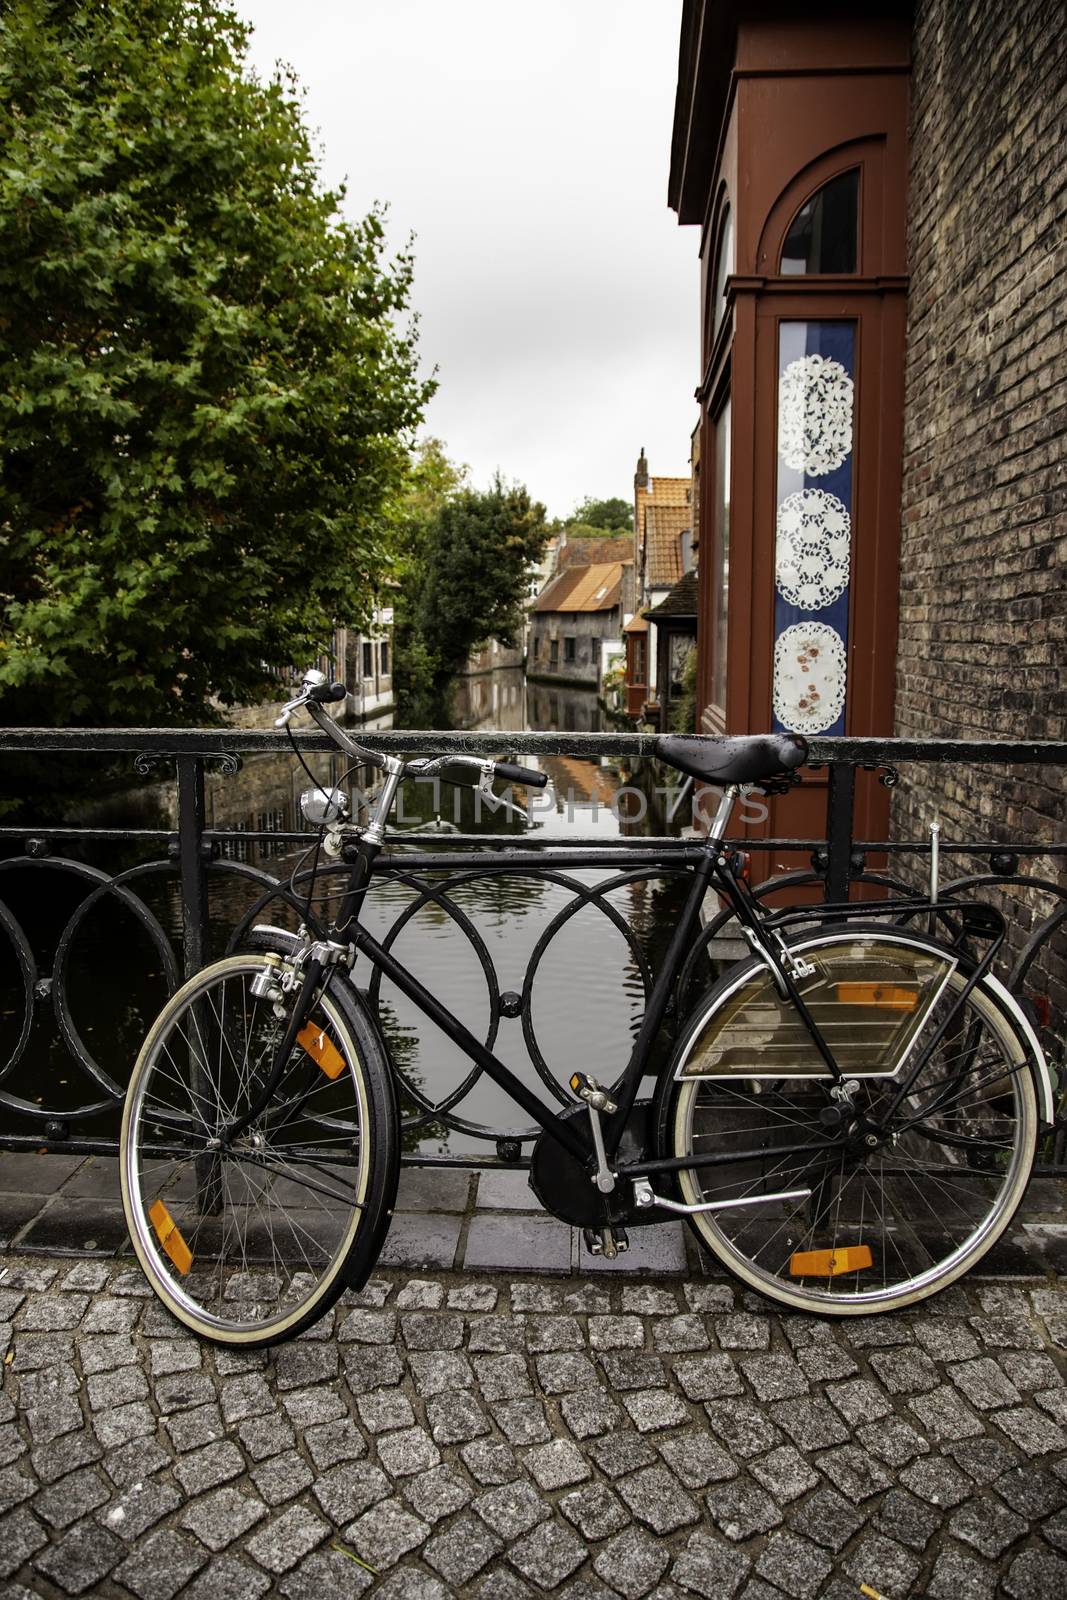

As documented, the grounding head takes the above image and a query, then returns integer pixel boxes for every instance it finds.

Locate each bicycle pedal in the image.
[583,1226,629,1260]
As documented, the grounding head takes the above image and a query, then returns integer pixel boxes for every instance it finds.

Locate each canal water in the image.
[1,670,691,1157]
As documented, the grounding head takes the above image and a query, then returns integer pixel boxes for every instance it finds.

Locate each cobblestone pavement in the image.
[1,1258,1065,1600]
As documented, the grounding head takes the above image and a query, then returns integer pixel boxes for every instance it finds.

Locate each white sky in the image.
[235,0,698,520]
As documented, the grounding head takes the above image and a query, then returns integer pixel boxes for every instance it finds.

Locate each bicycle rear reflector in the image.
[298,1023,345,1080]
[148,1200,193,1275]
[836,983,919,1011]
[789,1245,873,1277]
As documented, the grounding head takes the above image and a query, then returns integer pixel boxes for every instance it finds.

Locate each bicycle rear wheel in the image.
[120,951,398,1345]
[661,928,1038,1314]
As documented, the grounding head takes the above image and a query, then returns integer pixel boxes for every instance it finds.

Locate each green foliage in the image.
[669,645,698,734]
[0,0,431,726]
[569,496,632,534]
[394,466,548,721]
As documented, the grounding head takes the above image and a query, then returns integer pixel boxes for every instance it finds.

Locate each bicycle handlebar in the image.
[492,760,548,789]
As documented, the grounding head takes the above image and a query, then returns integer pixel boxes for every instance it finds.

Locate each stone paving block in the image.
[599,1351,668,1390]
[1002,1545,1067,1600]
[372,1570,452,1600]
[622,1389,690,1433]
[559,1387,624,1439]
[527,1438,592,1491]
[705,1399,782,1458]
[448,1282,499,1311]
[376,1426,441,1478]
[535,1351,598,1393]
[339,1308,398,1344]
[304,1415,368,1470]
[183,1552,273,1600]
[716,1314,771,1350]
[857,1415,932,1466]
[826,1376,892,1425]
[994,1404,1067,1454]
[559,1481,630,1541]
[33,1464,110,1531]
[843,1532,923,1596]
[164,1401,225,1453]
[461,1439,522,1485]
[872,1485,942,1550]
[469,1316,526,1353]
[475,1170,540,1210]
[592,1524,670,1598]
[174,1440,245,1497]
[345,1496,430,1569]
[617,1463,699,1534]
[427,1390,491,1444]
[924,1542,998,1600]
[98,1475,182,1543]
[657,1430,738,1489]
[33,1516,125,1595]
[900,1388,984,1453]
[464,1214,571,1273]
[0,1464,35,1514]
[250,1449,315,1508]
[0,1505,48,1579]
[755,1530,833,1600]
[787,1486,865,1553]
[474,1352,533,1400]
[816,1444,893,1501]
[376,1214,463,1271]
[400,1311,464,1351]
[113,1527,210,1600]
[245,1503,330,1574]
[898,1452,974,1509]
[586,1431,659,1480]
[424,1510,502,1586]
[278,1546,375,1600]
[403,1463,473,1525]
[705,1476,783,1541]
[93,1400,157,1450]
[670,1529,751,1600]
[949,1496,1029,1559]
[749,1444,819,1504]
[237,1411,296,1462]
[947,1435,1018,1485]
[474,1478,551,1540]
[395,1167,472,1213]
[181,1486,269,1552]
[490,1397,551,1445]
[408,1349,475,1395]
[396,1280,446,1309]
[994,1462,1066,1519]
[508,1518,587,1589]
[673,1352,744,1401]
[343,1346,404,1392]
[358,1389,416,1434]
[100,1436,169,1491]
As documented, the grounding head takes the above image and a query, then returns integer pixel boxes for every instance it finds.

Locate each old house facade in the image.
[669,0,1064,902]
[625,452,693,717]
[529,561,632,689]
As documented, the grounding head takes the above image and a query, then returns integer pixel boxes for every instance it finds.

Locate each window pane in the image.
[772,321,856,738]
[781,169,859,275]
[710,399,731,715]
[713,207,734,334]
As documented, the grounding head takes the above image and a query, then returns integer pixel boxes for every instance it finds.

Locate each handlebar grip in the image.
[308,681,347,704]
[494,761,548,789]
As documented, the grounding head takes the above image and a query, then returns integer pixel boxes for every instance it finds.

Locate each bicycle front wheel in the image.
[661,928,1038,1314]
[120,952,398,1346]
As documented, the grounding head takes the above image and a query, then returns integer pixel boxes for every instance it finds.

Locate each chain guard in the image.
[528,1100,652,1228]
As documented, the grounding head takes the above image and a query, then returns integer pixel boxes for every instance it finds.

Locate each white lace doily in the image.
[773,622,847,734]
[777,354,854,476]
[775,489,851,610]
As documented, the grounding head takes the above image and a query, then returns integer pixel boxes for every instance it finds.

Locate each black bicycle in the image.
[119,672,1051,1345]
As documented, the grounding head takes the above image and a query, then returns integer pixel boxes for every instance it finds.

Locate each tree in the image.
[569,496,632,534]
[0,0,431,726]
[395,471,548,719]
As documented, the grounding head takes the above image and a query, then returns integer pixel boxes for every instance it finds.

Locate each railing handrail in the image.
[3,726,1067,763]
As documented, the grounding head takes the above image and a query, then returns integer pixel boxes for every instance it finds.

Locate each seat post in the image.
[704,784,739,851]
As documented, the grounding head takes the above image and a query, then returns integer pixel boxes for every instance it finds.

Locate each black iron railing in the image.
[2,727,1065,1167]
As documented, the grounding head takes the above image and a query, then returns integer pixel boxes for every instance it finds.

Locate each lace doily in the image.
[773,622,847,734]
[777,354,854,476]
[775,489,851,610]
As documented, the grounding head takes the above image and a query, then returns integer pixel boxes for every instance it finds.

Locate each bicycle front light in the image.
[300,786,349,826]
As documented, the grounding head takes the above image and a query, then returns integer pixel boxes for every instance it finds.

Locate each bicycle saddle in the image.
[653,732,808,787]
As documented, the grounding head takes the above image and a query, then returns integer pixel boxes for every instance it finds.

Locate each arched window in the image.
[712,204,734,333]
[780,168,859,275]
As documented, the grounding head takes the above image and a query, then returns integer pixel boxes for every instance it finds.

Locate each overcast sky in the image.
[235,0,698,520]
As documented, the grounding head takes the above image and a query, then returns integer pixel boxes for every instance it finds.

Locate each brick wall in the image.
[893,0,1066,1015]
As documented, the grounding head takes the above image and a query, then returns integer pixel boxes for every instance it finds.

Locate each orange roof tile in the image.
[644,503,689,588]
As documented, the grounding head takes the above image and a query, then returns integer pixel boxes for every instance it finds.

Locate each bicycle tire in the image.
[120,948,398,1346]
[656,925,1038,1314]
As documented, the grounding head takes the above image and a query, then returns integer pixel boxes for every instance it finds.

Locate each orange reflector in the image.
[297,1022,345,1080]
[836,983,919,1011]
[569,1074,582,1093]
[148,1199,193,1275]
[790,1244,873,1278]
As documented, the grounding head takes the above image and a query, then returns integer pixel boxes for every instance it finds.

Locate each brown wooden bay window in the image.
[673,2,910,866]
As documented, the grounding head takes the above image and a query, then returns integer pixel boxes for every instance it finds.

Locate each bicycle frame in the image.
[242,704,1016,1195]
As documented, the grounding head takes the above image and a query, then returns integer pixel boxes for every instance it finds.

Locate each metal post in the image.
[176,756,208,979]
[824,763,855,903]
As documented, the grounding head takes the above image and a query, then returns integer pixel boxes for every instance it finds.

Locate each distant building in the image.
[338,607,394,723]
[625,450,693,718]
[528,561,632,689]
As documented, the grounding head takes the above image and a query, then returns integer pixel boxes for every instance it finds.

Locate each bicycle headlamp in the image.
[300,785,349,826]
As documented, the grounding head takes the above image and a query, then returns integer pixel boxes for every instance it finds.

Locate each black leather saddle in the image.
[653,732,808,787]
